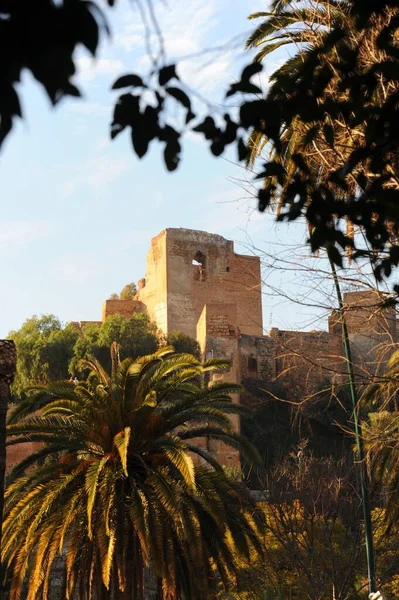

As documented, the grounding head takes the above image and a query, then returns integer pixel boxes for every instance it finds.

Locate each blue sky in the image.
[0,0,335,338]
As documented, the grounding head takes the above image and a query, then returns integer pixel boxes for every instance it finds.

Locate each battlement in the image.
[161,227,234,248]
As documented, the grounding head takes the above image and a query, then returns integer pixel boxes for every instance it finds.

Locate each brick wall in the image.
[138,228,262,339]
[196,303,241,470]
[102,299,146,321]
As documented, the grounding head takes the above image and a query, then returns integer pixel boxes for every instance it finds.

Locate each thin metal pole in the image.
[329,258,377,595]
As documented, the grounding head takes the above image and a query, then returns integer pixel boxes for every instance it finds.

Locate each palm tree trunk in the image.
[0,340,16,600]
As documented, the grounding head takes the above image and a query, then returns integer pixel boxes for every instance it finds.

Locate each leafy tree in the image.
[70,313,158,374]
[8,313,158,391]
[4,347,263,600]
[241,378,354,473]
[109,293,119,300]
[8,315,79,395]
[167,330,201,359]
[119,282,137,300]
[244,1,357,240]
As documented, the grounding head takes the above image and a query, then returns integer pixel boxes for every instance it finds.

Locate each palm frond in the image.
[113,427,131,476]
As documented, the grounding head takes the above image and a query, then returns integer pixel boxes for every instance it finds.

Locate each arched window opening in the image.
[192,251,206,281]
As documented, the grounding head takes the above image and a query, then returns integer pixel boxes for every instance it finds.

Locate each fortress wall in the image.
[196,303,241,469]
[102,299,146,321]
[135,231,168,331]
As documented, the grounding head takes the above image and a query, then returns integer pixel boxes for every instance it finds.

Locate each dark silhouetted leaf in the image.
[159,65,178,86]
[112,74,145,90]
[303,126,319,147]
[323,123,334,147]
[165,87,191,110]
[164,138,181,171]
[64,83,80,98]
[110,123,125,140]
[210,140,224,156]
[255,161,285,179]
[241,62,263,81]
[77,4,99,56]
[193,117,218,140]
[131,127,149,159]
[226,82,262,98]
[258,188,272,212]
[237,138,250,162]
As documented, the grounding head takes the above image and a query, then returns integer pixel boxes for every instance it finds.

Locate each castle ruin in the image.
[7,228,398,472]
[91,229,399,469]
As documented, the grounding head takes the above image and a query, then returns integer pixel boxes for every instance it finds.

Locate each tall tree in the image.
[4,347,263,600]
[70,313,158,374]
[8,315,79,395]
[245,1,355,222]
[8,313,158,394]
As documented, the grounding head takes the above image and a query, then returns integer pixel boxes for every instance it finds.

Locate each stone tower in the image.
[136,228,263,338]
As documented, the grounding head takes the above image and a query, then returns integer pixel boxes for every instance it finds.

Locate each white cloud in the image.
[114,0,236,94]
[60,156,127,197]
[0,221,52,248]
[76,57,124,83]
[116,0,217,57]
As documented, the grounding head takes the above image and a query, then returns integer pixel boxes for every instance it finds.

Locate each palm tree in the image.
[2,346,264,600]
[0,339,16,600]
[245,0,386,239]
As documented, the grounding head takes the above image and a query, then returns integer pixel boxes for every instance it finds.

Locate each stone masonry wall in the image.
[102,299,146,321]
[197,303,241,469]
[138,228,263,339]
[239,329,344,401]
[136,231,168,332]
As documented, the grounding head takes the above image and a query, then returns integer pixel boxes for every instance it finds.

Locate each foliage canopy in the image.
[4,347,263,600]
[8,313,158,394]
